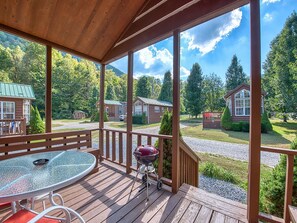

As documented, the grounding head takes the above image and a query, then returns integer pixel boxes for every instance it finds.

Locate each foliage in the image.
[261,111,273,132]
[263,12,297,121]
[90,110,108,122]
[225,55,247,91]
[231,122,242,131]
[136,76,152,98]
[221,107,232,130]
[105,84,116,100]
[29,106,45,134]
[241,122,250,132]
[158,71,172,102]
[200,162,239,184]
[185,63,204,118]
[132,113,147,124]
[260,137,297,217]
[155,110,174,179]
[203,73,225,112]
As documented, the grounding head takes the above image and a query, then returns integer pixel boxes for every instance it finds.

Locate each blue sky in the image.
[111,0,296,82]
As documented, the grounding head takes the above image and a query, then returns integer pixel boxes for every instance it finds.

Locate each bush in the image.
[200,162,238,184]
[260,137,297,217]
[90,110,108,122]
[241,122,250,132]
[231,122,242,131]
[132,113,147,124]
[261,123,268,133]
[221,107,232,130]
[29,106,45,134]
[261,111,273,132]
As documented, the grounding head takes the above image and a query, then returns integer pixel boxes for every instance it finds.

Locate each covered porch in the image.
[0,0,295,222]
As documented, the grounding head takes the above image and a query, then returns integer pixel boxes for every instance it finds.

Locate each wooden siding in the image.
[0,161,247,223]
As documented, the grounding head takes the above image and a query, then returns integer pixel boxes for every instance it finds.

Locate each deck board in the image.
[0,160,248,223]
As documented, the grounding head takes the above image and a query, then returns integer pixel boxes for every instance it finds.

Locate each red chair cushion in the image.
[4,209,60,223]
[0,203,11,208]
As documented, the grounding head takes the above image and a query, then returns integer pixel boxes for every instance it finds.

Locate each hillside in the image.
[0,31,125,76]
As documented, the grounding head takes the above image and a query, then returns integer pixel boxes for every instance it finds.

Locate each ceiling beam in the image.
[102,0,249,64]
[0,24,102,64]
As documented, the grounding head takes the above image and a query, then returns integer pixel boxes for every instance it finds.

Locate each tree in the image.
[29,106,45,134]
[105,84,116,100]
[260,137,297,217]
[203,73,225,111]
[221,107,232,130]
[136,76,152,98]
[158,71,172,102]
[263,12,297,121]
[185,63,204,118]
[261,111,273,132]
[225,55,247,91]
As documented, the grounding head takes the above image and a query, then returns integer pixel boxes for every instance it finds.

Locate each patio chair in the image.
[3,205,85,223]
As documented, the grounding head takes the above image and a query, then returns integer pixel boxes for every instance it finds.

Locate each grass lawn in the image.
[182,119,296,148]
[53,128,85,133]
[108,121,161,130]
[198,153,272,189]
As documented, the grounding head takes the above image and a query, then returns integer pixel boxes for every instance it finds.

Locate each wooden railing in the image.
[98,128,200,188]
[0,118,26,136]
[258,146,297,223]
[179,138,200,187]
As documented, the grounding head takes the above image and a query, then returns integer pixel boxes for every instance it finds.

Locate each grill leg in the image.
[146,169,149,201]
[131,166,140,193]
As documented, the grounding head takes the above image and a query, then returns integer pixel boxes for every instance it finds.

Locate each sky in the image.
[110,0,297,82]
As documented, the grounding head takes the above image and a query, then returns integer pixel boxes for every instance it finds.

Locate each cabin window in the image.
[134,105,142,115]
[154,106,160,113]
[0,101,15,119]
[23,100,30,123]
[235,90,250,116]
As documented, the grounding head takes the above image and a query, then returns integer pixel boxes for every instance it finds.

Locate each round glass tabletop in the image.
[0,151,96,203]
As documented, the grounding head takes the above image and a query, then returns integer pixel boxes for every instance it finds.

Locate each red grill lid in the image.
[135,145,158,156]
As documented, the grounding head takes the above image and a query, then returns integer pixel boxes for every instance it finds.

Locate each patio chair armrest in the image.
[27,205,85,223]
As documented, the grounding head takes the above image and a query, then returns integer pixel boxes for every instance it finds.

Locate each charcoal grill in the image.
[131,145,162,201]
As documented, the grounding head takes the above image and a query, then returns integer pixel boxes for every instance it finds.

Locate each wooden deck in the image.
[0,161,248,223]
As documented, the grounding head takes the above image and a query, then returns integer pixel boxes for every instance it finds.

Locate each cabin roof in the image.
[0,0,248,64]
[136,96,172,107]
[104,100,122,106]
[0,82,35,100]
[224,83,266,99]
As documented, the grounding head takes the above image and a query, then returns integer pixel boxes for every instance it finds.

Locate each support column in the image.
[99,64,105,161]
[172,30,180,193]
[247,0,261,222]
[45,45,52,133]
[126,51,134,174]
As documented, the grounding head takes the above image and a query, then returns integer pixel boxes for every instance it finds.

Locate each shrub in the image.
[241,122,250,132]
[260,137,297,217]
[221,107,232,130]
[231,122,242,131]
[29,106,45,134]
[90,110,108,122]
[261,111,273,132]
[261,123,268,133]
[132,113,147,124]
[200,162,238,184]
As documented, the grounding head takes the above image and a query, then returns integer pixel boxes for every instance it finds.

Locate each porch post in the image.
[45,45,52,133]
[126,51,133,174]
[247,0,261,222]
[99,64,105,161]
[172,29,180,193]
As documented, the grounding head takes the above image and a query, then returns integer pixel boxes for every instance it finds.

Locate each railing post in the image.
[45,45,52,133]
[284,155,294,223]
[247,0,261,222]
[126,51,134,174]
[172,29,181,193]
[158,138,164,179]
[99,64,105,161]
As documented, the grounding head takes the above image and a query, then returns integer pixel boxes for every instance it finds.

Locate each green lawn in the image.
[53,128,85,133]
[198,153,272,189]
[182,119,296,148]
[107,121,161,130]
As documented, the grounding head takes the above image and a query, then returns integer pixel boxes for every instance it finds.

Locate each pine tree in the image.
[136,76,151,98]
[185,63,204,118]
[225,55,247,91]
[29,106,45,134]
[221,106,232,130]
[263,12,297,121]
[158,71,172,102]
[105,84,116,100]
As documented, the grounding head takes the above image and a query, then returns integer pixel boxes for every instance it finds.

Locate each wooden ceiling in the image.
[0,0,249,64]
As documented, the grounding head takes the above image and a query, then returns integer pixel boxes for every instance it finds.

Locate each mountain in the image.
[0,32,125,76]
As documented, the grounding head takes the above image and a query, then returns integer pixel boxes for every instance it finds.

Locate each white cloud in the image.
[262,0,280,4]
[180,67,190,78]
[138,46,173,69]
[181,9,242,55]
[264,13,273,22]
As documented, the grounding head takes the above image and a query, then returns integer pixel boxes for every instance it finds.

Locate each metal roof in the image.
[104,100,122,106]
[0,82,35,100]
[136,97,172,107]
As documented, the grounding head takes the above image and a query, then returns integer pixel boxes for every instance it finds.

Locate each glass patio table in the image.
[0,151,96,204]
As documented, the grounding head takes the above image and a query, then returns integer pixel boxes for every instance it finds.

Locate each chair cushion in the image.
[4,209,60,223]
[0,203,10,208]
